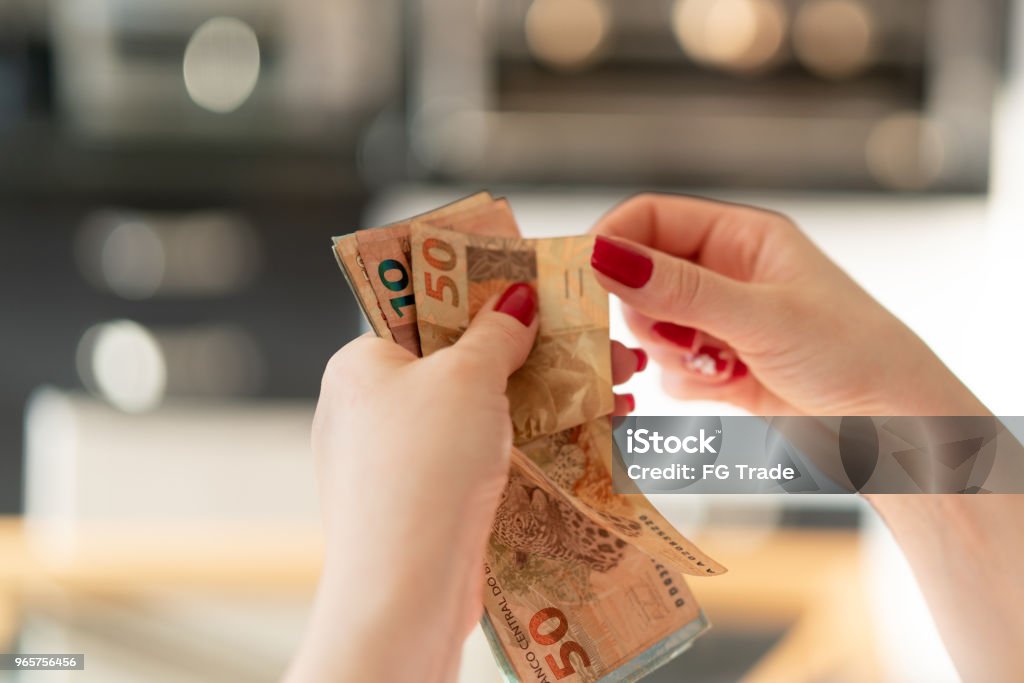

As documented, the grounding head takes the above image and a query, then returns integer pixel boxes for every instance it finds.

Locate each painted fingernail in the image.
[652,322,698,348]
[631,348,649,372]
[591,236,653,288]
[495,283,538,326]
[732,359,749,379]
[684,346,729,376]
[697,346,729,373]
[623,393,636,413]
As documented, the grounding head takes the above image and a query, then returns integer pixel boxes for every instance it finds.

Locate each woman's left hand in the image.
[287,282,645,683]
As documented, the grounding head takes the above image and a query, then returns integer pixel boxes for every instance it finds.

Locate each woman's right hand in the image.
[589,193,988,417]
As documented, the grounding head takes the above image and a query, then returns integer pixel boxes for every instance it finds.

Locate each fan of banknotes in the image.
[333,193,726,682]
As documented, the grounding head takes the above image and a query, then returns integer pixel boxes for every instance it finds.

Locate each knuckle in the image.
[629,191,659,205]
[727,200,794,230]
[633,192,661,222]
[664,259,703,312]
[759,209,801,240]
[489,315,526,350]
[437,345,488,378]
[323,336,381,383]
[618,192,652,208]
[725,206,801,278]
[760,207,795,228]
[496,392,511,413]
[323,348,353,382]
[748,284,802,337]
[441,318,525,380]
[609,192,659,223]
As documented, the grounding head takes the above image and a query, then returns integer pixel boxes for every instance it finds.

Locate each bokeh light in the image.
[672,0,787,74]
[76,320,167,413]
[794,0,875,79]
[76,211,259,299]
[866,113,946,190]
[183,17,261,113]
[525,0,611,72]
[98,219,165,300]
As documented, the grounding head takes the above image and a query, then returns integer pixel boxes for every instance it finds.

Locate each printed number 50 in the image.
[529,607,592,679]
[424,272,458,306]
[422,238,460,307]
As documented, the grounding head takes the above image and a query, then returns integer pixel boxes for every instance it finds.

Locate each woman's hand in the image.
[590,194,1024,683]
[590,193,988,416]
[288,282,645,683]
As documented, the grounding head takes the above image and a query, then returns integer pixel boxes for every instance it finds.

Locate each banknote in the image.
[340,193,520,354]
[410,225,614,444]
[483,450,708,683]
[332,234,393,341]
[519,419,727,577]
[414,197,520,237]
[352,192,494,355]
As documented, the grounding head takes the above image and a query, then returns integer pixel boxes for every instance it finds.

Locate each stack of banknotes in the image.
[333,193,726,682]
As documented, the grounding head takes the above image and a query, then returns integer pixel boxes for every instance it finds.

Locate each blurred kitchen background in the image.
[1,0,1023,681]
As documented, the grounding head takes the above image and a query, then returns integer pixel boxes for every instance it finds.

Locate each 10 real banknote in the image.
[332,193,726,683]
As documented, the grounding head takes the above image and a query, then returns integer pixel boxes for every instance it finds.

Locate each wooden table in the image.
[0,517,880,681]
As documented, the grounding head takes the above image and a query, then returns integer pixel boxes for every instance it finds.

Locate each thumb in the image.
[590,235,767,342]
[454,282,540,382]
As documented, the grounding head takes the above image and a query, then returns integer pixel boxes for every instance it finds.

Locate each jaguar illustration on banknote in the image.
[492,467,633,574]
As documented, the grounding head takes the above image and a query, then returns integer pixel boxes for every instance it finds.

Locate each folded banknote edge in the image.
[479,609,710,683]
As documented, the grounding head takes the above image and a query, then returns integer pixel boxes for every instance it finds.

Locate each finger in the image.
[647,345,748,385]
[611,340,647,385]
[592,235,769,344]
[623,307,702,353]
[614,393,636,416]
[661,371,792,415]
[621,308,740,373]
[591,192,781,261]
[454,282,540,383]
[316,335,414,434]
[322,333,412,384]
[660,371,758,410]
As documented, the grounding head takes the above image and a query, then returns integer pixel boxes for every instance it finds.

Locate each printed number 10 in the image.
[529,607,592,679]
[377,259,415,316]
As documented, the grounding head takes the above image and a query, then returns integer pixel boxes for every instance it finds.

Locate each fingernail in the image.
[698,346,729,373]
[652,322,698,348]
[631,348,648,372]
[591,236,653,288]
[732,359,749,379]
[495,282,538,326]
[623,393,636,413]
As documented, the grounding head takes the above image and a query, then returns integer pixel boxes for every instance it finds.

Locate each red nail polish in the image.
[591,236,653,288]
[631,348,648,372]
[623,394,636,413]
[652,322,698,348]
[495,283,537,326]
[732,359,749,379]
[685,346,730,376]
[698,346,729,373]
